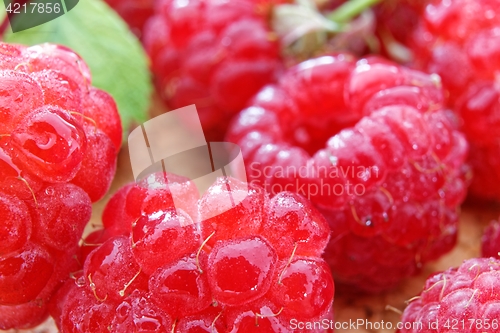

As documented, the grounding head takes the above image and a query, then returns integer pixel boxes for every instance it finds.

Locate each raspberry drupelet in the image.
[143,0,285,141]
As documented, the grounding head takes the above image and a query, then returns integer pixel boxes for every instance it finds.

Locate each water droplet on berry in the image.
[45,187,54,196]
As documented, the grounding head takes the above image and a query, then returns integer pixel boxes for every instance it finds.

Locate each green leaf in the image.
[4,0,152,142]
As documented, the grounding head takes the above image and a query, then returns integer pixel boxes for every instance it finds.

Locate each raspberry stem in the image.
[327,0,382,23]
[118,267,142,297]
[17,176,38,207]
[211,311,223,331]
[88,274,108,302]
[69,111,98,133]
[255,307,284,327]
[385,305,403,315]
[278,243,298,284]
[196,231,215,274]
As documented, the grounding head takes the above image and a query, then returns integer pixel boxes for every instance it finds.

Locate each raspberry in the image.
[226,54,469,292]
[408,0,500,202]
[482,218,500,258]
[0,42,121,329]
[398,257,500,333]
[143,0,284,140]
[55,173,334,332]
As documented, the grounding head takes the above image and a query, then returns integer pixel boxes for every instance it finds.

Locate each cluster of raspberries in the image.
[3,0,500,331]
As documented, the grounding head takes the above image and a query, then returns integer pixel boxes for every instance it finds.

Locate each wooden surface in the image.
[3,99,500,333]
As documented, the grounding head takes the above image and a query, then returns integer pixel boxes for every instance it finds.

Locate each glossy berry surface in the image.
[226,54,470,292]
[482,218,500,258]
[55,173,334,332]
[143,0,284,140]
[398,257,500,333]
[0,42,121,330]
[409,0,500,202]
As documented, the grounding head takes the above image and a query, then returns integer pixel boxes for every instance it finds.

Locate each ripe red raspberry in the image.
[104,0,155,37]
[398,257,500,333]
[408,0,500,202]
[143,0,284,140]
[0,42,121,330]
[482,218,500,258]
[226,54,470,293]
[55,173,334,332]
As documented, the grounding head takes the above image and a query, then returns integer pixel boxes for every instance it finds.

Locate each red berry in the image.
[399,258,500,333]
[143,0,283,140]
[56,174,334,332]
[227,54,469,292]
[482,218,500,259]
[408,0,500,201]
